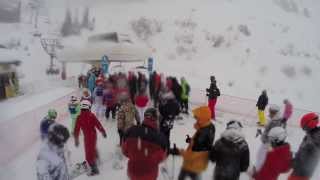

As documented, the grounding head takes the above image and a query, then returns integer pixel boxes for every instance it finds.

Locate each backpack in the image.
[96,87,103,97]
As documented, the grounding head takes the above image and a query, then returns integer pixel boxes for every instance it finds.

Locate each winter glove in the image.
[246,166,256,177]
[75,138,79,147]
[102,132,107,138]
[185,135,191,144]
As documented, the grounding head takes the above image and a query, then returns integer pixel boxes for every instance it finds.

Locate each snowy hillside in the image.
[2,0,318,111]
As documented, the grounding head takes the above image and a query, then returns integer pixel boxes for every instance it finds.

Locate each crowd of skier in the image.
[37,67,320,180]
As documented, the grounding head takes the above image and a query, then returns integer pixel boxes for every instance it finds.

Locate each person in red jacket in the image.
[74,100,107,176]
[252,126,292,180]
[122,108,168,180]
[134,90,149,124]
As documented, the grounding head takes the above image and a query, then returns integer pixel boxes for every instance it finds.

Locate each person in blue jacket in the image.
[40,109,58,140]
[87,72,96,94]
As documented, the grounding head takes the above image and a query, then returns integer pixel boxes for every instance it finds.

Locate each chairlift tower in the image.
[40,38,61,75]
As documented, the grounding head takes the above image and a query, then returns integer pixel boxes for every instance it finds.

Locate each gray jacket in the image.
[261,114,283,144]
[36,141,69,180]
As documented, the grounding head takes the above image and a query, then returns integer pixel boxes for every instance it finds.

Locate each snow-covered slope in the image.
[1,0,319,110]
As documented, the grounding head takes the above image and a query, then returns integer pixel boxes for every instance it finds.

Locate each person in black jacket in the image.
[169,106,215,180]
[158,90,180,148]
[206,76,220,120]
[288,112,320,180]
[210,120,249,180]
[256,90,268,126]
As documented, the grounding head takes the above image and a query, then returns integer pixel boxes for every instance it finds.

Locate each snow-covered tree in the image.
[60,8,73,37]
[82,7,90,29]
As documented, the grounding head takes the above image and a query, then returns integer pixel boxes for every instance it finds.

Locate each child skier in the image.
[210,120,250,180]
[40,109,58,140]
[288,112,320,180]
[74,100,107,176]
[68,96,80,133]
[255,105,284,173]
[36,123,70,180]
[252,127,292,180]
[170,106,215,180]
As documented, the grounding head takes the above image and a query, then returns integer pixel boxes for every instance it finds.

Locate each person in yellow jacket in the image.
[170,106,215,180]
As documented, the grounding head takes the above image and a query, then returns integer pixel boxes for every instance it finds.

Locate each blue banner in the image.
[148,57,154,73]
[101,55,109,75]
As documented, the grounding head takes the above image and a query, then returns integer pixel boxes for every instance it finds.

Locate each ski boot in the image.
[88,163,99,176]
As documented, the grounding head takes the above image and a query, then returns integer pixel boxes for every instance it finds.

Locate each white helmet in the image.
[80,100,91,110]
[268,127,287,144]
[269,104,280,113]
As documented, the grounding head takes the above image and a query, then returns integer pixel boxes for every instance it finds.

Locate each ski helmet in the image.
[268,127,287,144]
[269,104,280,114]
[226,120,243,130]
[300,112,319,131]
[47,109,57,120]
[144,107,158,120]
[48,123,70,148]
[80,100,91,110]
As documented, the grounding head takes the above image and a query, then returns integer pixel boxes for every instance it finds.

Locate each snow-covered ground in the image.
[0,103,316,180]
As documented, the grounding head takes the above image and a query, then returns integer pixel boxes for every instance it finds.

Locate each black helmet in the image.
[144,108,158,120]
[48,123,70,148]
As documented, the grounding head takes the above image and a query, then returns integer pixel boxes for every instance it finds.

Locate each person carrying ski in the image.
[117,92,140,145]
[170,106,215,180]
[36,123,70,180]
[206,76,220,120]
[74,100,107,176]
[40,109,58,140]
[282,99,293,128]
[134,90,149,124]
[180,77,190,114]
[256,90,269,126]
[288,112,320,180]
[210,120,250,180]
[252,127,292,180]
[122,108,168,180]
[68,96,80,134]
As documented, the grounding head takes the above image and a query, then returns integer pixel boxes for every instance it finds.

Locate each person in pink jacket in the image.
[282,99,293,128]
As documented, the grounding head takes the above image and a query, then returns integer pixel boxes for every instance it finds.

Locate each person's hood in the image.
[192,106,211,125]
[221,129,245,144]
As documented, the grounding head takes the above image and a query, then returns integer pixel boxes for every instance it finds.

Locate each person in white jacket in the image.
[36,123,70,180]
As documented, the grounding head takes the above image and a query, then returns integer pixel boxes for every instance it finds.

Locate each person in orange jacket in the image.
[170,106,215,180]
[74,100,107,176]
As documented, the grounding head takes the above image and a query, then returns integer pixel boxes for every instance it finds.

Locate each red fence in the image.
[190,88,315,127]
